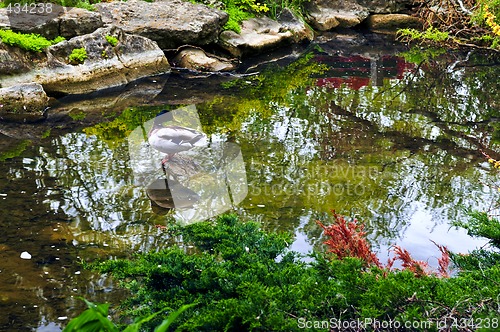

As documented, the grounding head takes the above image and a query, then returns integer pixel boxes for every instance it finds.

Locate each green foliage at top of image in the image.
[63,297,195,332]
[88,214,500,331]
[0,29,65,52]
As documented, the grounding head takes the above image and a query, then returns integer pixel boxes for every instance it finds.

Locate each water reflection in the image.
[0,39,499,330]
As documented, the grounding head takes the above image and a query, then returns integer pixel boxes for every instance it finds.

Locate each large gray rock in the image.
[306,0,369,31]
[305,0,413,31]
[0,4,103,39]
[95,0,228,49]
[0,83,48,122]
[219,11,312,57]
[0,26,171,95]
[0,42,37,75]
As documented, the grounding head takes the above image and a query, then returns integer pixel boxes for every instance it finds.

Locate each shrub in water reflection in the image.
[82,213,500,331]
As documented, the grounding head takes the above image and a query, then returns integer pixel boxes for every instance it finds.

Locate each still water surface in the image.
[1,34,499,330]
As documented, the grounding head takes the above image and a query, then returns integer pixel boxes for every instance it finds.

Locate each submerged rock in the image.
[219,12,312,57]
[95,0,228,49]
[0,83,48,123]
[0,26,170,95]
[173,46,236,72]
[0,4,103,39]
[366,14,422,33]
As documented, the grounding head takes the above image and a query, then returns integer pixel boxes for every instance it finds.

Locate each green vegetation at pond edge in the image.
[81,214,500,331]
[397,0,500,50]
[0,30,65,52]
[64,298,195,332]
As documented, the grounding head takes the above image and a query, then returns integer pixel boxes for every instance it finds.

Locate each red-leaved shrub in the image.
[318,211,451,278]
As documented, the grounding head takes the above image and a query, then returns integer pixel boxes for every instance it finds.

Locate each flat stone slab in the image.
[95,0,228,49]
[366,14,422,33]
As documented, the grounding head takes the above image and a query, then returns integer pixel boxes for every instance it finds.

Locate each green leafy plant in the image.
[63,298,195,332]
[105,35,118,47]
[86,214,500,331]
[0,30,64,52]
[68,47,87,64]
[397,26,449,44]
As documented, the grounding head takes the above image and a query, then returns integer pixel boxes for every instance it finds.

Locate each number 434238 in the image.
[6,3,53,14]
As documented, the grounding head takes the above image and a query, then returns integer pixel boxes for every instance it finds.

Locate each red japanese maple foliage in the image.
[317,211,451,278]
[316,211,382,268]
[388,245,430,277]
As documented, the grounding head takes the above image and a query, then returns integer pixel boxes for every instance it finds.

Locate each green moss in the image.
[0,30,64,52]
[68,47,87,64]
[105,35,118,47]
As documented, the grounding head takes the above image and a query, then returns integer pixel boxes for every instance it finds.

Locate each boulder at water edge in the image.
[219,10,312,57]
[305,0,414,31]
[95,0,228,49]
[0,26,171,95]
[366,14,422,34]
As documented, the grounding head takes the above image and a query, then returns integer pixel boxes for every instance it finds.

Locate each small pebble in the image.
[20,252,32,260]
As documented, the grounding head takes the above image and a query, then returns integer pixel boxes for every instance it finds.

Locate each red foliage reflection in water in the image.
[315,55,415,90]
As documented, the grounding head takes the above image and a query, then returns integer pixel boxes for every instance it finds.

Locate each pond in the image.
[1,32,500,330]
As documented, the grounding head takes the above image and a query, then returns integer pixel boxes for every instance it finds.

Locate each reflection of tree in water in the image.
[0,149,129,331]
[219,51,500,252]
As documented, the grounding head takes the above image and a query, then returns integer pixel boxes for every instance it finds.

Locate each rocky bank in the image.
[0,0,421,121]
